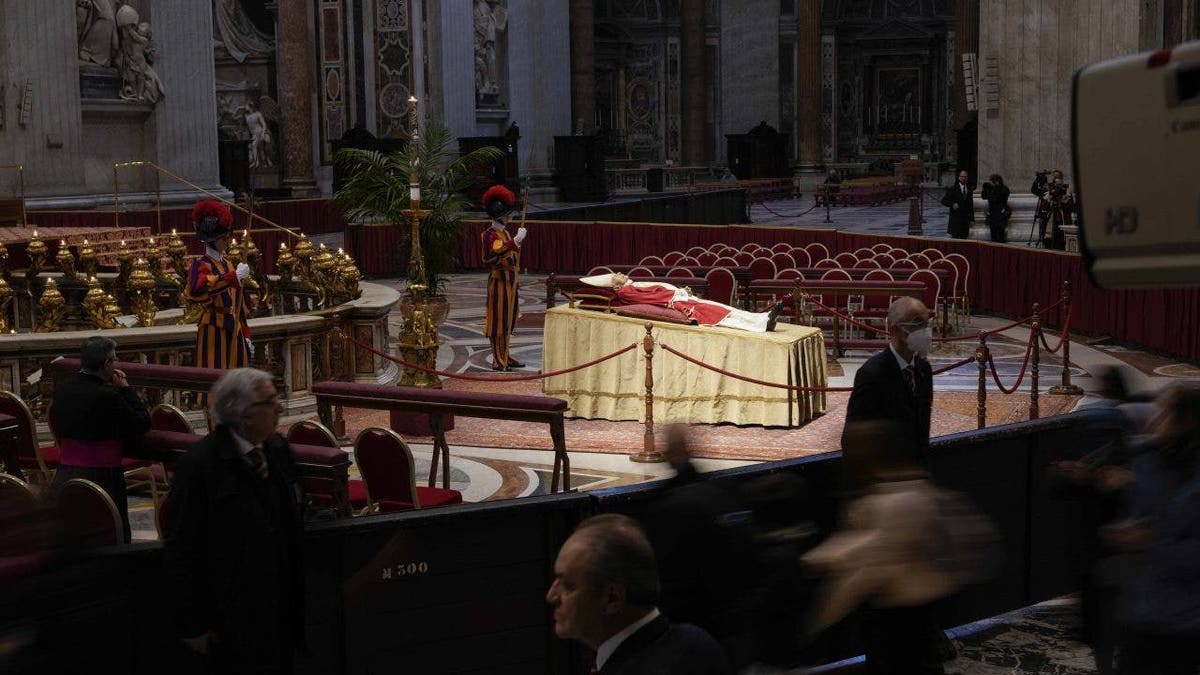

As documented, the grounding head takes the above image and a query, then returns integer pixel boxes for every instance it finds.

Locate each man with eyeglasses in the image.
[164,368,304,673]
[51,335,150,542]
[842,297,934,468]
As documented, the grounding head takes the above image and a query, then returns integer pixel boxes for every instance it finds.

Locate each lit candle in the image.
[171,228,177,236]
[409,184,421,203]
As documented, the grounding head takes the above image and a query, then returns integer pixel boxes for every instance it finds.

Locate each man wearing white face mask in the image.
[842,297,934,466]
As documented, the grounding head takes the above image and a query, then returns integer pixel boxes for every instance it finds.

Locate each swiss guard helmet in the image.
[191,200,234,243]
[481,185,517,220]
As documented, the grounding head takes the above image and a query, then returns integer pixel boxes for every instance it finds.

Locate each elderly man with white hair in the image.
[163,368,304,673]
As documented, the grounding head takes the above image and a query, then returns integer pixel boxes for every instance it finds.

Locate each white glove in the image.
[246,338,255,361]
[235,262,250,281]
[513,227,527,246]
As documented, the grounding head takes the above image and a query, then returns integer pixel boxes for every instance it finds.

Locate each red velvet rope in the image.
[984,330,1037,394]
[756,201,820,219]
[342,335,639,383]
[1037,300,1075,355]
[930,354,978,375]
[658,343,854,391]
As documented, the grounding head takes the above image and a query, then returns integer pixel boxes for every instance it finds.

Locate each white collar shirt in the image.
[889,343,915,371]
[595,608,660,671]
[230,428,256,457]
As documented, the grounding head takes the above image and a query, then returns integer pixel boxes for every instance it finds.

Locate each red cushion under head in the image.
[613,303,694,325]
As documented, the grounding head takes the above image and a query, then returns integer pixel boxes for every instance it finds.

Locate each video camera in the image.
[1073,40,1200,288]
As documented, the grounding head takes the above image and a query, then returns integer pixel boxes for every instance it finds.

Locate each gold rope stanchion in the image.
[1048,280,1083,395]
[976,331,989,430]
[632,323,664,463]
[1029,303,1041,420]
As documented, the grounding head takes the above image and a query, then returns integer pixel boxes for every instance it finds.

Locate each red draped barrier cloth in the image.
[454,220,1198,361]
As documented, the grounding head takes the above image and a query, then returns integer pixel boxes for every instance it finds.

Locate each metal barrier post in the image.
[1029,303,1040,420]
[1049,280,1083,395]
[632,323,664,462]
[976,331,988,429]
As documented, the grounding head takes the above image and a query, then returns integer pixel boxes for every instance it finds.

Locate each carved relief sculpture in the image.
[212,0,275,63]
[473,0,507,105]
[77,0,119,67]
[116,6,165,105]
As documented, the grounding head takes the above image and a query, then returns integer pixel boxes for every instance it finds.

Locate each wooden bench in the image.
[48,357,355,516]
[312,381,573,492]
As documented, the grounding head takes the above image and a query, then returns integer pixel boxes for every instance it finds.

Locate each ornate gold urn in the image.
[128,258,158,327]
[79,239,98,279]
[56,240,77,280]
[36,277,65,332]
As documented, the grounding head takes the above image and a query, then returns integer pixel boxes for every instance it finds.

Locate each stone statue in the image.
[212,0,275,63]
[241,98,278,168]
[473,0,507,104]
[115,6,165,105]
[77,0,120,67]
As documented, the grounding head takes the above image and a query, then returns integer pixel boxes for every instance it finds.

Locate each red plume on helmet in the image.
[481,185,517,220]
[191,200,234,226]
[191,199,234,243]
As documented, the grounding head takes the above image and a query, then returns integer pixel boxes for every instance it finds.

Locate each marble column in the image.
[278,0,317,196]
[681,0,705,166]
[570,0,596,134]
[795,0,821,171]
[953,0,979,130]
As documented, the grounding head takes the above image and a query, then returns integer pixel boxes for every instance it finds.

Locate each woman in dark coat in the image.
[980,174,1011,243]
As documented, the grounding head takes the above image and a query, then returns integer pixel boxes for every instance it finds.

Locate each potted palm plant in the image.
[333,121,504,322]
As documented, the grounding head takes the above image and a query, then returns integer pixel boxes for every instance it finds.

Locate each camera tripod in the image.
[1028,196,1068,248]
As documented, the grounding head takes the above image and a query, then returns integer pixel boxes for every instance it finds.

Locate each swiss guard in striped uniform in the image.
[480,185,528,371]
[185,200,252,384]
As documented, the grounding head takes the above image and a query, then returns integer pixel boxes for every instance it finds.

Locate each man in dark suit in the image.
[546,513,731,675]
[940,169,975,239]
[842,297,934,468]
[52,336,150,542]
[164,368,303,674]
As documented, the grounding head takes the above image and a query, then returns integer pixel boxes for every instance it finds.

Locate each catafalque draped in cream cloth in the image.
[541,306,828,427]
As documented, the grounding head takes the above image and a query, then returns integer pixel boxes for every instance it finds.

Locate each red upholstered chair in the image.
[714,256,738,267]
[945,253,972,325]
[288,420,369,514]
[638,255,663,265]
[853,257,881,269]
[858,269,896,332]
[354,427,462,513]
[922,248,945,260]
[678,256,699,265]
[854,247,875,258]
[907,252,931,268]
[747,257,777,281]
[907,269,942,316]
[700,265,739,305]
[813,258,839,270]
[834,252,858,267]
[739,242,761,253]
[687,246,708,257]
[888,247,908,257]
[628,266,654,278]
[805,242,830,261]
[789,247,811,268]
[55,478,122,548]
[663,251,685,265]
[770,252,796,270]
[930,258,962,327]
[892,258,917,271]
[751,247,774,259]
[149,403,193,434]
[871,243,892,254]
[587,265,613,275]
[666,266,694,278]
[770,242,792,253]
[697,251,719,265]
[733,252,754,266]
[0,391,59,485]
[777,267,804,280]
[874,253,896,267]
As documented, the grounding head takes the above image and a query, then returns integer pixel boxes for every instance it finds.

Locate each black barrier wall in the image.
[2,410,1120,674]
[529,188,749,225]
